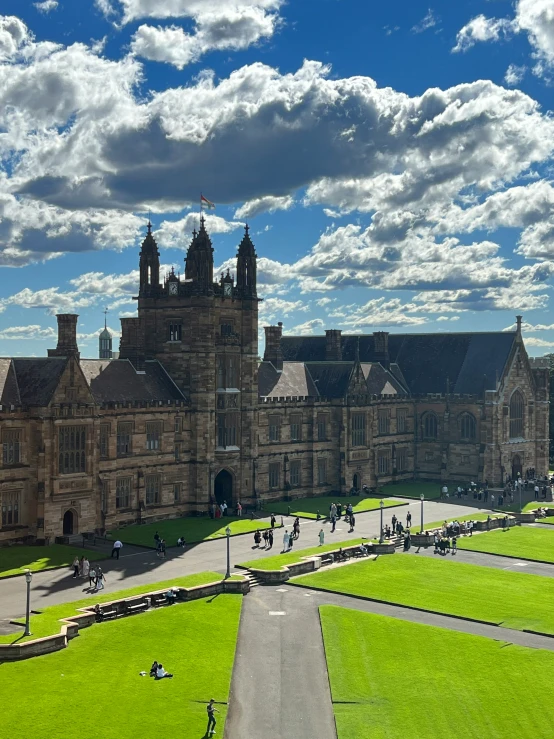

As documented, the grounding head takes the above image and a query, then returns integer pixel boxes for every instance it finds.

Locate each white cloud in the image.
[234,195,294,220]
[1,287,96,315]
[285,318,324,336]
[412,9,438,34]
[0,16,32,61]
[505,63,526,85]
[452,14,514,53]
[155,213,243,250]
[0,324,56,340]
[34,1,59,13]
[114,0,282,24]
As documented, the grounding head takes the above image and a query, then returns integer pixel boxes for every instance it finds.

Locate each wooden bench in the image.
[98,608,117,620]
[124,598,149,615]
[150,593,170,607]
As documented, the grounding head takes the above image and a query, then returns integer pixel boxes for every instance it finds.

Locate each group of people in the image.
[253,527,274,549]
[325,501,356,533]
[71,556,106,590]
[153,532,167,558]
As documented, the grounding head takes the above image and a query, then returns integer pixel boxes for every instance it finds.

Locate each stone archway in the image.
[62,509,77,536]
[512,454,522,480]
[214,469,233,507]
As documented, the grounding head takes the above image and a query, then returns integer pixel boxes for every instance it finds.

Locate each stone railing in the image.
[0,576,249,662]
[411,516,515,547]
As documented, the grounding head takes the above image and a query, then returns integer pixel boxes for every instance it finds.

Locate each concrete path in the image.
[225,585,337,739]
[284,585,554,651]
[0,499,483,620]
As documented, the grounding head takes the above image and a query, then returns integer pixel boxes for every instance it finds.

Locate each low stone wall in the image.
[511,512,536,523]
[0,577,249,662]
[372,543,396,554]
[413,517,515,546]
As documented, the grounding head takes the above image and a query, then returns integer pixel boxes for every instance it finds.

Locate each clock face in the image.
[224,283,232,296]
[169,282,178,295]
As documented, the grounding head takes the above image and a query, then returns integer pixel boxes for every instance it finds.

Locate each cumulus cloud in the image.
[285,318,324,336]
[155,213,243,249]
[0,16,32,61]
[0,324,57,340]
[34,1,59,13]
[234,195,294,220]
[452,15,514,53]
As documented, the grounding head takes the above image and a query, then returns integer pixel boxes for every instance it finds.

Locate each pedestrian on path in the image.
[282,530,289,552]
[237,501,242,517]
[254,530,261,547]
[95,567,106,591]
[406,511,412,527]
[288,531,294,550]
[318,529,325,546]
[262,530,269,548]
[71,556,80,578]
[391,514,397,531]
[154,531,160,547]
[451,535,457,554]
[490,494,495,508]
[88,566,96,589]
[293,517,300,539]
[111,540,123,559]
[206,699,219,736]
[349,514,355,533]
[268,529,274,549]
[271,514,276,528]
[331,515,336,533]
[81,557,90,580]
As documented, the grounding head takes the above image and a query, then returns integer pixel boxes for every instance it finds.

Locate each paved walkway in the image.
[225,586,337,739]
[0,499,482,620]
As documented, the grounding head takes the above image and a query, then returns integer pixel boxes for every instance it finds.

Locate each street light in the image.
[379,499,384,543]
[420,493,424,533]
[24,569,32,637]
[225,526,232,579]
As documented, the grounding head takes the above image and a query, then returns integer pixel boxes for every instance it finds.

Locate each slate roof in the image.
[80,359,186,403]
[11,358,67,406]
[258,362,317,398]
[280,332,517,395]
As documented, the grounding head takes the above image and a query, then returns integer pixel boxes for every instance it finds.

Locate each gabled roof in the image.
[280,332,517,395]
[11,358,67,406]
[258,362,317,398]
[80,359,186,403]
[0,359,20,406]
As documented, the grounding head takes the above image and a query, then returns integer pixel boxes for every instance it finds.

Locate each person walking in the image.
[282,530,289,552]
[159,539,166,559]
[349,514,355,533]
[95,566,106,591]
[391,514,397,532]
[406,511,412,527]
[206,699,219,736]
[88,565,96,589]
[81,556,90,581]
[331,515,336,533]
[490,494,495,509]
[288,531,294,551]
[451,535,457,554]
[254,530,261,547]
[293,517,300,539]
[318,529,325,546]
[268,528,274,549]
[237,501,242,517]
[270,514,276,528]
[71,556,80,579]
[111,539,123,559]
[262,529,269,548]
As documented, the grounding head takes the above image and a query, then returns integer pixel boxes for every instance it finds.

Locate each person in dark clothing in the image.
[254,530,261,547]
[270,514,276,528]
[150,661,159,677]
[268,529,274,549]
[206,700,219,735]
[349,514,355,532]
[262,529,269,548]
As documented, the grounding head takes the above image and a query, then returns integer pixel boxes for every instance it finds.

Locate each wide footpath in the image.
[0,499,478,621]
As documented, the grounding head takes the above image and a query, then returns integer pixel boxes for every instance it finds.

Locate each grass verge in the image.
[294,555,554,634]
[0,594,242,739]
[238,538,371,571]
[457,526,554,563]
[320,605,554,739]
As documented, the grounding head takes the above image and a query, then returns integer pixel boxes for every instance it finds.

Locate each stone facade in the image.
[0,222,549,544]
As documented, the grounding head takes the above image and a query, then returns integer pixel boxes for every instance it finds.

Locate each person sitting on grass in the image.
[155,663,173,679]
[177,537,186,549]
[150,661,159,677]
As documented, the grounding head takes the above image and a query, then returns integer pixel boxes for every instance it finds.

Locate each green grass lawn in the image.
[238,538,371,571]
[265,496,404,519]
[1,594,242,739]
[377,481,443,500]
[457,526,554,563]
[108,515,276,547]
[0,571,240,644]
[295,555,554,634]
[320,605,554,739]
[0,545,106,579]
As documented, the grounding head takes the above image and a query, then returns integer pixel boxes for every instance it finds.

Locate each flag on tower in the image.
[200,195,215,210]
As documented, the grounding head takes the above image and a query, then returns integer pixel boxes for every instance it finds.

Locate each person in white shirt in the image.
[283,530,289,552]
[155,663,173,679]
[111,540,123,559]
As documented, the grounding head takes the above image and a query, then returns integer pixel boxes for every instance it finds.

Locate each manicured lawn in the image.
[320,605,554,739]
[378,481,443,500]
[1,594,242,739]
[108,515,276,547]
[238,538,370,571]
[295,555,554,634]
[0,571,240,644]
[0,545,106,579]
[265,496,405,520]
[457,526,554,563]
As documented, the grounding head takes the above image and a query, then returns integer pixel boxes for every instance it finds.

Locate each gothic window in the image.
[289,460,301,487]
[510,390,525,439]
[168,324,182,342]
[116,422,132,456]
[397,409,407,433]
[317,413,328,441]
[1,491,20,527]
[290,414,302,441]
[146,422,161,451]
[269,415,281,442]
[2,429,21,465]
[317,458,327,485]
[174,483,181,503]
[396,447,408,472]
[378,409,390,435]
[116,477,131,509]
[145,474,161,505]
[460,413,476,441]
[174,417,181,433]
[58,426,86,474]
[378,450,391,475]
[174,443,181,461]
[220,323,233,336]
[227,357,238,388]
[216,413,239,449]
[269,462,280,489]
[217,357,225,389]
[99,423,110,459]
[422,413,438,440]
[351,413,366,447]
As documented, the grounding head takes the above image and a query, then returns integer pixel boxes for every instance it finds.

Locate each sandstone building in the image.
[0,220,549,544]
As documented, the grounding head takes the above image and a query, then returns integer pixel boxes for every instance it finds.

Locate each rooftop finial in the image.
[355,336,360,362]
[103,307,108,330]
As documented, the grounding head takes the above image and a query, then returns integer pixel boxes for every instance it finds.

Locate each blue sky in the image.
[1,0,554,357]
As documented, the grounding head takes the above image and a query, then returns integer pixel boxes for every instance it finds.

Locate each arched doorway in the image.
[214,469,233,507]
[352,473,360,491]
[63,509,76,535]
[512,454,522,480]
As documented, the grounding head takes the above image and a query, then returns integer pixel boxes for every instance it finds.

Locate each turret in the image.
[236,224,257,297]
[185,216,214,295]
[99,312,112,359]
[139,222,160,296]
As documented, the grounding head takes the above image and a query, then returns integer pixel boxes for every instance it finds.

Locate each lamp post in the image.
[379,499,384,543]
[420,493,424,533]
[24,569,32,637]
[225,526,232,579]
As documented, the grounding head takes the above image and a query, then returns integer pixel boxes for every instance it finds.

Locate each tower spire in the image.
[139,219,160,296]
[236,223,257,297]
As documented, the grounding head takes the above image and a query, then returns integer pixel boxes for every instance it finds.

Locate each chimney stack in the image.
[325,329,342,360]
[516,315,522,338]
[48,314,79,360]
[373,331,390,368]
[264,322,283,371]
